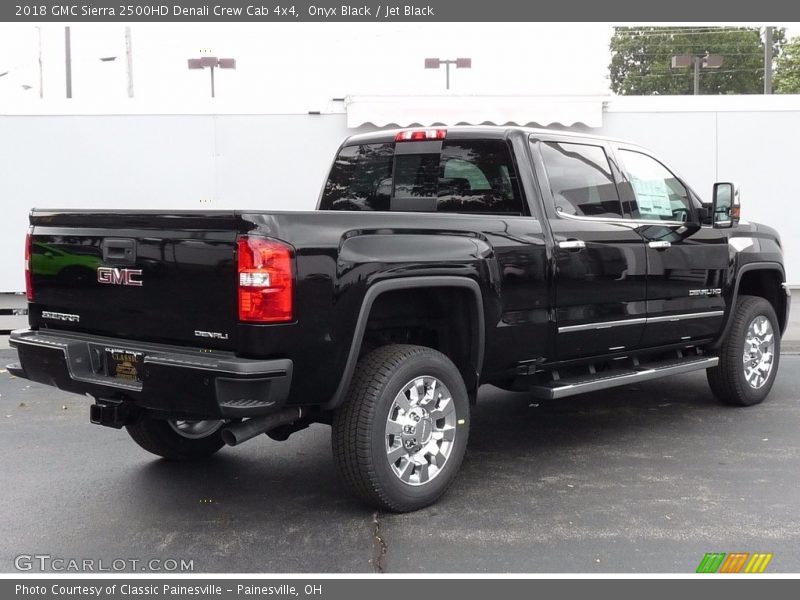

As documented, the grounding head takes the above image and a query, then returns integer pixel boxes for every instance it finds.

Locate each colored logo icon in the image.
[696,552,773,573]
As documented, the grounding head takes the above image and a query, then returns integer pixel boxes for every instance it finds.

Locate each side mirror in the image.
[712,182,740,229]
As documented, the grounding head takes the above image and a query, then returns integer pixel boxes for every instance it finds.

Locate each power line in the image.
[612,29,764,38]
[622,53,769,58]
[612,26,765,32]
[620,68,766,78]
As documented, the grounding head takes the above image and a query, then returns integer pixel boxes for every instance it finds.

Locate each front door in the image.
[612,147,729,348]
[532,136,648,361]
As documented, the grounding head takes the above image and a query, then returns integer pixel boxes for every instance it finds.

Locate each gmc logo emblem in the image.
[97,266,143,287]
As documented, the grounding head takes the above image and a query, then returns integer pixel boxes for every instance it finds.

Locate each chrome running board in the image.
[529,356,719,400]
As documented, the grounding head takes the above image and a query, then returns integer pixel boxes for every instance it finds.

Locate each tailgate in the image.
[28,210,240,350]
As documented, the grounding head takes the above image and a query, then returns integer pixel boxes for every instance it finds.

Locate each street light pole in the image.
[672,54,723,95]
[424,57,471,91]
[187,56,236,98]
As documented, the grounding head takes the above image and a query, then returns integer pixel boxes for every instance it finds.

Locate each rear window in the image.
[319,139,525,214]
[320,143,395,211]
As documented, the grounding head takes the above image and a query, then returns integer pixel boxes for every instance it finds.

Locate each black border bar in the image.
[3,0,800,22]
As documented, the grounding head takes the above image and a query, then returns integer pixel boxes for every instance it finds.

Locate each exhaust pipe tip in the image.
[220,428,239,447]
[221,407,303,447]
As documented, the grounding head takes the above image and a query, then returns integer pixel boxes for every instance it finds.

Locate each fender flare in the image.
[711,261,787,349]
[324,276,485,410]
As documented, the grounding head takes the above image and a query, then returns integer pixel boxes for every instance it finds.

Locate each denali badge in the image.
[41,310,80,323]
[97,266,143,287]
[689,288,723,297]
[194,330,229,340]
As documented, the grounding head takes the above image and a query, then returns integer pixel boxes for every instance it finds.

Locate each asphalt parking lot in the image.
[1,347,798,574]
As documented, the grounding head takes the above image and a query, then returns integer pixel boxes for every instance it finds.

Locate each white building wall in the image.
[0,114,357,291]
[716,111,800,289]
[1,100,799,291]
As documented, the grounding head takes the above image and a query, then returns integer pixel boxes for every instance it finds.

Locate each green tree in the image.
[775,36,800,93]
[609,26,785,95]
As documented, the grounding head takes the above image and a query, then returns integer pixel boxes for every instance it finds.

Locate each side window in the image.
[539,142,622,218]
[618,150,693,222]
[436,141,524,214]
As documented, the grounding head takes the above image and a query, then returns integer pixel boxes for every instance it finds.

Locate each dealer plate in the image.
[104,347,144,382]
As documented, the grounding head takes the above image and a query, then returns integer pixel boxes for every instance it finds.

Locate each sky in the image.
[0,23,615,109]
[1,23,798,110]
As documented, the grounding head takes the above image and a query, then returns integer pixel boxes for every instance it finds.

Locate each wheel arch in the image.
[711,262,788,349]
[324,276,485,410]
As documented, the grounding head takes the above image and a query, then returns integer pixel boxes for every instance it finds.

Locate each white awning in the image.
[345,95,607,129]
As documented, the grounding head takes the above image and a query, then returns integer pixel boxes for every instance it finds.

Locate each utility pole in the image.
[693,56,701,95]
[125,26,134,98]
[764,26,773,95]
[64,26,72,98]
[36,26,43,98]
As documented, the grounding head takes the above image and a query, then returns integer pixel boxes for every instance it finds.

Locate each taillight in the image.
[24,228,33,301]
[237,236,293,323]
[395,128,447,142]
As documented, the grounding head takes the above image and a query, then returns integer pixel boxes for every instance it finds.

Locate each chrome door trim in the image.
[645,310,725,324]
[557,310,725,334]
[555,210,689,228]
[558,317,647,333]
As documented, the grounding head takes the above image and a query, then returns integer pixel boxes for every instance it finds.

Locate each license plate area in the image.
[103,347,145,382]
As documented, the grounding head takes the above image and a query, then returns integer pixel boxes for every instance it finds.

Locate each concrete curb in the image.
[781,342,800,354]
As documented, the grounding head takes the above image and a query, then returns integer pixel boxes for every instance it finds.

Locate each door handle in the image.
[558,239,586,251]
[648,241,671,249]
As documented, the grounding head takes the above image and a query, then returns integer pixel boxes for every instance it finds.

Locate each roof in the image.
[343,125,634,146]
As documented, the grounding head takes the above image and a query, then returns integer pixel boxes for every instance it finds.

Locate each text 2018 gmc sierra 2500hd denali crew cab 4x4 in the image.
[9,127,789,512]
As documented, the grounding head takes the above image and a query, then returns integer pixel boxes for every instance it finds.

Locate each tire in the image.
[707,295,781,406]
[332,344,470,512]
[126,416,225,460]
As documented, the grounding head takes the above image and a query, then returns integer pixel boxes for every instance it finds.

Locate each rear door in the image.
[611,146,729,347]
[531,135,648,361]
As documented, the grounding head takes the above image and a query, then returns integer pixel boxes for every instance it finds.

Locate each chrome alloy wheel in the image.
[743,315,775,389]
[168,419,224,439]
[385,376,457,486]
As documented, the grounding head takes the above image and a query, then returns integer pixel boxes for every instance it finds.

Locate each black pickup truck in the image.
[10,127,789,512]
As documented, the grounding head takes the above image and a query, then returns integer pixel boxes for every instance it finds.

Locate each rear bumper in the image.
[8,329,293,419]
